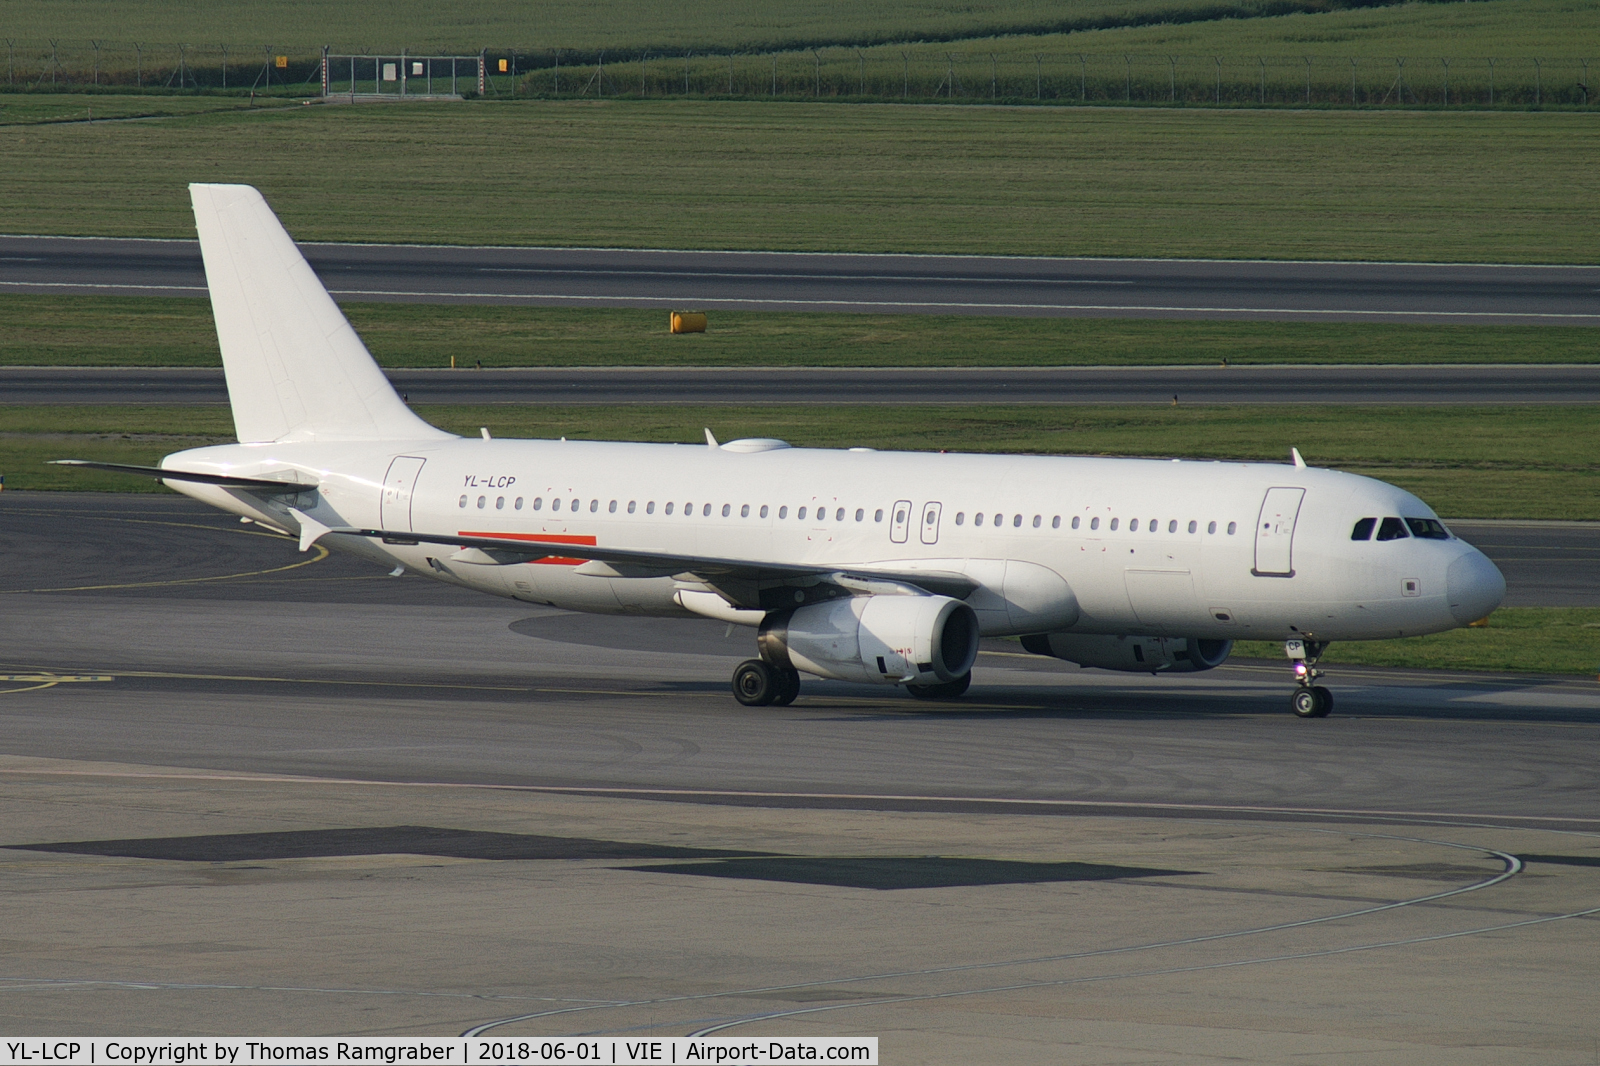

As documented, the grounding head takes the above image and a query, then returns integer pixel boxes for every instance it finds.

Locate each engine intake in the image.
[1021,633,1232,673]
[760,594,979,686]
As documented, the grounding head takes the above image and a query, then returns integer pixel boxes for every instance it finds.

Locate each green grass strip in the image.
[5,403,1596,520]
[1234,608,1600,677]
[3,295,1598,368]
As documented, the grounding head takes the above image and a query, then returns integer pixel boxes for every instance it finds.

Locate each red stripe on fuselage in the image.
[457,530,597,566]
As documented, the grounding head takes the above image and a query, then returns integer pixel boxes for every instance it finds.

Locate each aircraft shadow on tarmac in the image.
[2,827,1193,890]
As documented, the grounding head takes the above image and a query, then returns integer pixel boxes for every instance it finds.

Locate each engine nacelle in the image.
[760,594,980,686]
[1021,633,1232,674]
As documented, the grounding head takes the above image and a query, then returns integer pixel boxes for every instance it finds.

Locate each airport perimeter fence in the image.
[1,38,1594,108]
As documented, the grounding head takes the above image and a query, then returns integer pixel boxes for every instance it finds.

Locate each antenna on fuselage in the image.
[1291,447,1306,468]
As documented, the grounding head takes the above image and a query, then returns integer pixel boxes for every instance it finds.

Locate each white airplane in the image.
[58,184,1506,717]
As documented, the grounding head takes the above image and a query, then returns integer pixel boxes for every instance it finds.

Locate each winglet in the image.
[290,507,332,552]
[705,428,719,448]
[1291,447,1306,469]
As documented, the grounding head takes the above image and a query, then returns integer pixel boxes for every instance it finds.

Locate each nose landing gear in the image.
[1286,639,1332,718]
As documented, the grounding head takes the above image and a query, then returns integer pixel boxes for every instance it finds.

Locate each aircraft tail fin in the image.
[189,183,452,444]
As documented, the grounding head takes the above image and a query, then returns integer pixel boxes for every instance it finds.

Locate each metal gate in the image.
[380,456,427,532]
[1253,487,1305,577]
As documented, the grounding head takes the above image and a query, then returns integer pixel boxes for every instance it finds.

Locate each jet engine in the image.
[760,594,980,686]
[1021,633,1232,674]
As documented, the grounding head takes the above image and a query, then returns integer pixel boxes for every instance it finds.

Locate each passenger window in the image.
[1206,520,1215,534]
[609,500,618,513]
[741,504,750,517]
[759,505,768,518]
[1376,517,1409,541]
[1187,520,1196,533]
[646,501,655,514]
[1168,520,1177,533]
[955,512,965,526]
[1013,514,1022,528]
[1071,516,1081,530]
[590,499,599,513]
[780,506,788,519]
[1052,516,1061,529]
[1033,515,1042,528]
[837,507,845,521]
[458,495,467,508]
[722,504,731,517]
[533,497,543,511]
[1406,517,1451,540]
[1109,518,1119,531]
[515,497,524,510]
[874,509,883,522]
[798,507,807,520]
[552,498,561,512]
[896,508,906,524]
[1351,517,1376,540]
[665,502,674,515]
[477,496,486,509]
[974,513,984,527]
[1226,521,1236,535]
[992,513,1002,527]
[703,503,712,516]
[570,498,578,511]
[1149,519,1157,533]
[628,501,637,513]
[1090,517,1099,530]
[1130,518,1139,531]
[496,497,505,510]
[855,508,864,522]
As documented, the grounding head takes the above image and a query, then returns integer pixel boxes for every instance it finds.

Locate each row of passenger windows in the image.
[456,493,1240,537]
[1351,516,1451,542]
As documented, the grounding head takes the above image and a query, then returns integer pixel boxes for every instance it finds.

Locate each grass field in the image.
[6,404,1595,520]
[5,295,1597,369]
[551,0,1599,107]
[0,96,301,126]
[0,0,1441,58]
[1234,608,1600,676]
[3,100,1598,262]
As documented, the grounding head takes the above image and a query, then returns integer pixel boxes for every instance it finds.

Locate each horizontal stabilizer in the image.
[49,460,314,492]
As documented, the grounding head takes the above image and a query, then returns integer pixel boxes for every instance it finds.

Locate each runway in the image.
[9,364,1600,405]
[2,492,1597,1054]
[4,235,1600,324]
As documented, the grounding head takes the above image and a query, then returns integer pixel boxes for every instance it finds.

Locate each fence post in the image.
[1440,57,1449,105]
[902,51,908,98]
[686,51,692,96]
[1215,55,1222,103]
[1350,57,1357,104]
[319,46,326,95]
[1304,56,1311,103]
[1258,57,1265,104]
[771,54,776,96]
[1582,59,1589,105]
[6,39,12,86]
[945,52,953,98]
[856,48,863,95]
[1487,57,1494,105]
[1169,55,1176,102]
[990,53,997,99]
[554,49,559,94]
[1035,54,1042,100]
[478,49,485,95]
[730,52,736,95]
[178,43,185,89]
[136,43,143,87]
[1533,57,1541,105]
[1123,54,1130,102]
[1079,54,1085,101]
[812,49,820,97]
[641,52,647,95]
[92,39,101,85]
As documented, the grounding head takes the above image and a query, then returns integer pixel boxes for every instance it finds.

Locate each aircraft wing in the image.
[302,518,979,605]
[50,460,315,492]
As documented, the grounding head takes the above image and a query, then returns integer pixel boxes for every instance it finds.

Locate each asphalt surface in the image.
[9,364,1600,405]
[2,492,1596,1049]
[4,235,1600,324]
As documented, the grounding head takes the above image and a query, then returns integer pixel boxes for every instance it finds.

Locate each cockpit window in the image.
[1350,517,1376,541]
[1406,517,1451,540]
[1375,516,1409,541]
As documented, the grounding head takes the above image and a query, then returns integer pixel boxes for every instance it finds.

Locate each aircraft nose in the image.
[1447,548,1506,626]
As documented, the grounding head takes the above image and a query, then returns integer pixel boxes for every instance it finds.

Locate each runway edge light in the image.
[671,310,708,334]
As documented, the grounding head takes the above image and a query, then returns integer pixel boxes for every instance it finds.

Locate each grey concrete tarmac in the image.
[8,364,1600,405]
[4,235,1599,324]
[1,492,1597,1057]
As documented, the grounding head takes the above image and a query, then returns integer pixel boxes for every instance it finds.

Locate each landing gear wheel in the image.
[1290,686,1334,718]
[732,659,778,706]
[770,667,802,707]
[907,671,972,701]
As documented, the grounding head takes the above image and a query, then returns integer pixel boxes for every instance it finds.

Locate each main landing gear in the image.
[907,672,972,700]
[1286,638,1332,718]
[732,659,801,707]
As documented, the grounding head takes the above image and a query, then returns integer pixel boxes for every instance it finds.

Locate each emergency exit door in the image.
[380,456,427,533]
[1253,487,1305,577]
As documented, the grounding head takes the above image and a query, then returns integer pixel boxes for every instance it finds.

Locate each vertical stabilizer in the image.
[189,183,452,444]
